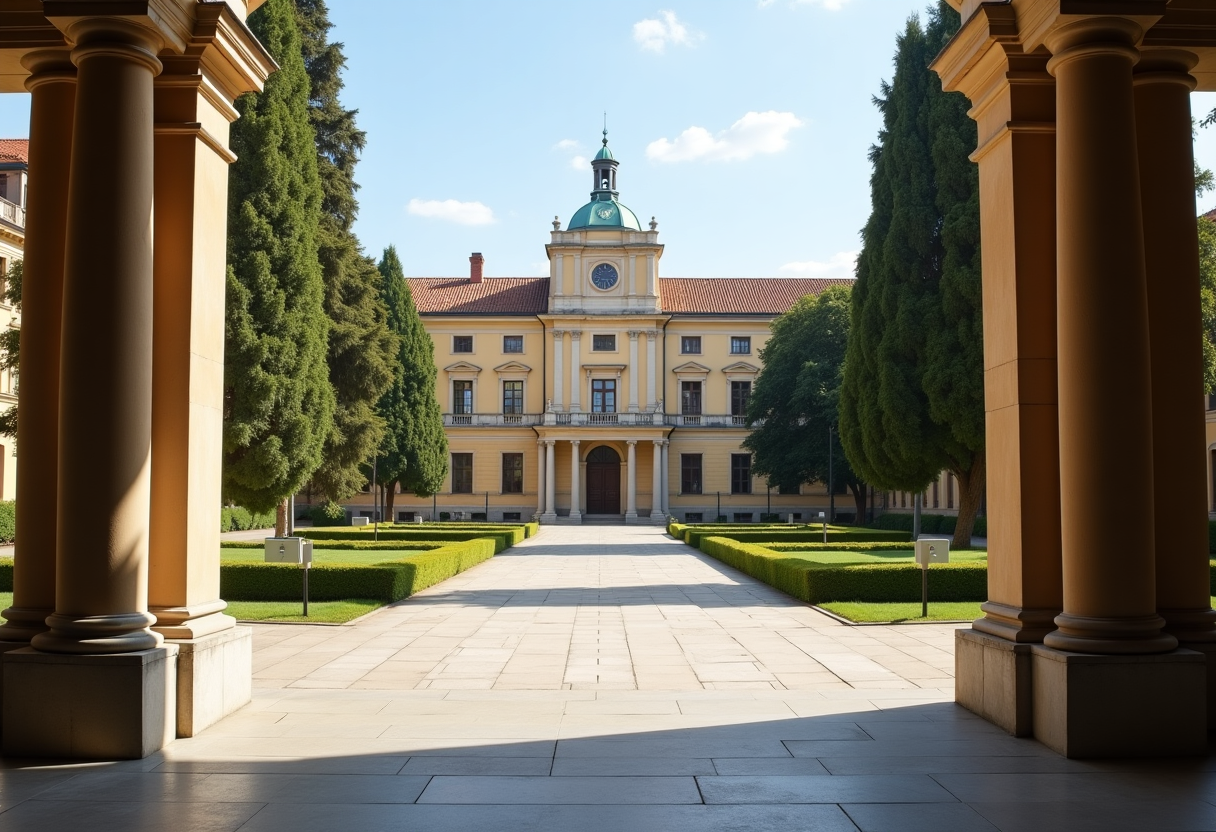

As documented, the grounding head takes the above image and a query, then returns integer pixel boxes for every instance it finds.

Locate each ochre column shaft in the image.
[1044,19,1173,654]
[0,51,75,642]
[33,25,164,654]
[1134,50,1216,643]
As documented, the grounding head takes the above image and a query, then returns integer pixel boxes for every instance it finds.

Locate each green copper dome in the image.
[568,195,642,230]
[594,144,615,161]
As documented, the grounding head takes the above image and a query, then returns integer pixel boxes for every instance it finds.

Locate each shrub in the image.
[682,527,910,549]
[220,538,496,603]
[0,500,15,543]
[872,512,984,537]
[309,501,348,527]
[439,512,451,521]
[303,525,525,553]
[219,505,276,533]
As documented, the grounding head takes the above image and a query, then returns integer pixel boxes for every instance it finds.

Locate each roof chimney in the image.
[469,252,484,283]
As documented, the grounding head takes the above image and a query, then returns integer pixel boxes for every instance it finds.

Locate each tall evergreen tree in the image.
[375,246,447,518]
[839,3,985,546]
[743,285,868,521]
[0,259,22,437]
[295,0,397,501]
[224,0,333,530]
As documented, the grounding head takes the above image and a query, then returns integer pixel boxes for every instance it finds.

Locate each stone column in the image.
[627,331,640,412]
[645,330,658,410]
[536,440,546,518]
[552,330,564,411]
[569,331,582,412]
[569,440,582,522]
[0,51,75,642]
[1042,19,1175,656]
[32,21,166,656]
[542,440,556,522]
[1134,50,1216,645]
[625,440,637,523]
[650,440,664,523]
[661,440,669,514]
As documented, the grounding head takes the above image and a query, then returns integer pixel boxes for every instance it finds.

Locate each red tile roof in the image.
[405,275,854,316]
[1204,208,1216,223]
[658,277,854,314]
[0,140,28,165]
[407,277,550,315]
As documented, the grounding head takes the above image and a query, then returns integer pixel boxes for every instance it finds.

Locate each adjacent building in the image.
[0,139,25,502]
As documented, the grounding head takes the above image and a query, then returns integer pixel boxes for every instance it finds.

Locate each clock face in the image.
[591,263,619,291]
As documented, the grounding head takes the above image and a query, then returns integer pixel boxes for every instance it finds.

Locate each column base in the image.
[0,640,32,734]
[3,645,178,759]
[169,626,252,738]
[955,628,1033,737]
[1031,644,1206,758]
[650,511,666,525]
[151,601,235,640]
[1179,641,1216,729]
[625,512,639,524]
[568,511,582,524]
[539,512,557,524]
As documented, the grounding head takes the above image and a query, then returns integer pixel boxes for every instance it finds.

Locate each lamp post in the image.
[828,425,835,524]
[372,456,378,542]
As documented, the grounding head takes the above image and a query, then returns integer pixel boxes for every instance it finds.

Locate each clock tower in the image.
[545,131,663,314]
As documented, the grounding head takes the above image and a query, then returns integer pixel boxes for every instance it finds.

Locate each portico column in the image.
[0,51,75,642]
[625,440,637,523]
[32,20,166,655]
[627,331,640,412]
[645,330,658,411]
[569,440,582,522]
[569,330,582,411]
[1134,50,1216,645]
[552,329,564,411]
[650,440,664,523]
[1042,19,1174,655]
[661,440,669,514]
[536,440,546,518]
[542,440,556,522]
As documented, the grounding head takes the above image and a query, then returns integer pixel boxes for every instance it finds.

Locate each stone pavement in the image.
[0,525,1212,831]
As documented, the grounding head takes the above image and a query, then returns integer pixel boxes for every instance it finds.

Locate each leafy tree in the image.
[839,3,985,546]
[1199,166,1216,393]
[0,259,21,437]
[744,285,868,522]
[223,0,334,533]
[375,246,447,518]
[294,0,396,501]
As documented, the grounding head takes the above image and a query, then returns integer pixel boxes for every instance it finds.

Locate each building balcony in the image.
[444,413,542,427]
[0,196,24,229]
[668,414,747,428]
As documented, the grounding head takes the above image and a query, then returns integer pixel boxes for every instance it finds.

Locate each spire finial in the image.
[603,112,608,147]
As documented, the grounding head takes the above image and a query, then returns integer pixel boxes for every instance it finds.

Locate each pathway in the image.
[0,525,1211,832]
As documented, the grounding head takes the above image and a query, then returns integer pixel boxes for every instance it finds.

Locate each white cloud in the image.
[633,11,701,53]
[779,250,858,279]
[646,111,803,163]
[407,198,495,226]
[552,139,580,151]
[759,0,853,9]
[569,155,589,170]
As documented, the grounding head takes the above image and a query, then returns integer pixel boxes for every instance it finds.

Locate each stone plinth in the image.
[171,626,252,738]
[1031,645,1207,758]
[3,645,178,759]
[955,628,1033,737]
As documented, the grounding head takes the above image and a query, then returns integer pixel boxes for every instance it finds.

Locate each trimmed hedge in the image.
[873,512,987,538]
[220,506,276,533]
[303,526,524,553]
[0,500,14,544]
[219,538,496,603]
[223,539,447,551]
[683,527,910,549]
[699,536,985,604]
[1209,522,1216,555]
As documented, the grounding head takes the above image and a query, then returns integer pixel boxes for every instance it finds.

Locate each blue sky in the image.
[2,0,1216,279]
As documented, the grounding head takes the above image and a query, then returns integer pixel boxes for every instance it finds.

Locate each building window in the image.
[730,336,751,355]
[503,335,523,353]
[453,335,473,353]
[452,453,473,493]
[591,378,616,413]
[731,453,752,494]
[503,512,521,521]
[592,334,616,352]
[681,336,701,354]
[681,381,702,416]
[501,453,523,494]
[502,380,523,414]
[932,479,940,508]
[733,513,753,523]
[730,381,751,416]
[681,454,703,494]
[685,512,703,522]
[947,473,955,509]
[453,380,473,414]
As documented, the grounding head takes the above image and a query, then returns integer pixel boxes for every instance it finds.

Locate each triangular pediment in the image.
[494,361,532,374]
[671,361,711,376]
[443,361,482,374]
[722,361,760,375]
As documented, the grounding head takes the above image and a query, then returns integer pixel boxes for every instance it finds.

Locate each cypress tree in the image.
[743,284,867,521]
[295,0,397,501]
[839,3,985,545]
[376,246,447,518]
[223,0,333,528]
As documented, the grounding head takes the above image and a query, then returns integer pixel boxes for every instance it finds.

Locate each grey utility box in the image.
[264,537,314,566]
[914,536,950,567]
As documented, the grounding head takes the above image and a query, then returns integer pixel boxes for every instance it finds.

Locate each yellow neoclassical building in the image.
[0,139,25,502]
[369,138,852,525]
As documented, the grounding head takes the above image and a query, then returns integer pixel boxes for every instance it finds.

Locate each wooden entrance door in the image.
[585,445,621,514]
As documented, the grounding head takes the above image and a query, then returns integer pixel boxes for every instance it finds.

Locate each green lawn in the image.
[224,599,383,624]
[220,547,426,565]
[819,601,984,623]
[773,549,988,565]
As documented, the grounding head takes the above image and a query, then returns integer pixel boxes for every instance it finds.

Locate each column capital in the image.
[570,439,580,446]
[551,328,565,338]
[1133,48,1198,90]
[544,438,556,446]
[1044,18,1143,73]
[627,330,641,340]
[645,330,657,341]
[626,439,637,446]
[569,330,583,341]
